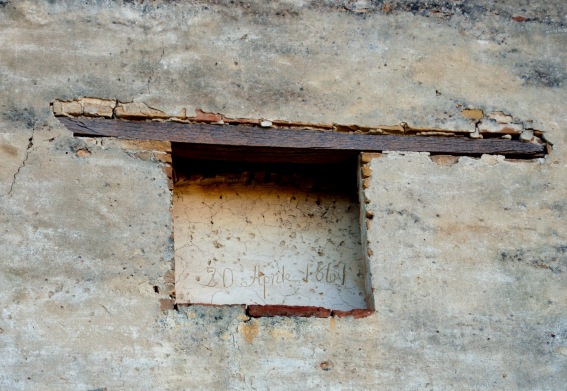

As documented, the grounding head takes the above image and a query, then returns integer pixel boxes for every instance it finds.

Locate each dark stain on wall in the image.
[519,61,567,88]
[2,107,37,128]
[305,0,567,29]
[500,246,567,274]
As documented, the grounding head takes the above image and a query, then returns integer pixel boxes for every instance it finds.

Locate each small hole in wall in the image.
[171,146,373,317]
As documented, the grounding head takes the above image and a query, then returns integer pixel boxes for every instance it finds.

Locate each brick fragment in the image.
[159,299,175,311]
[81,98,116,118]
[163,270,175,284]
[360,153,382,164]
[461,108,484,120]
[162,166,174,190]
[221,116,261,125]
[115,102,173,120]
[193,109,222,123]
[153,152,172,164]
[162,283,175,296]
[430,155,459,166]
[51,100,83,116]
[75,148,91,158]
[512,15,529,22]
[488,111,514,124]
[478,119,523,135]
[332,308,373,319]
[247,305,331,318]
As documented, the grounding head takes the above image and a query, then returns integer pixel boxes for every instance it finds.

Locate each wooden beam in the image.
[58,117,545,159]
[171,144,359,164]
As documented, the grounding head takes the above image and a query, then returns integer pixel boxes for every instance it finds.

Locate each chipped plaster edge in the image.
[50,98,548,146]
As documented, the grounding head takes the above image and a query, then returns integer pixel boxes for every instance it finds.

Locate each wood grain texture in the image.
[58,117,545,158]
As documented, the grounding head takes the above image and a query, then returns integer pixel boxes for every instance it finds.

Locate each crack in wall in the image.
[1,127,35,198]
[147,47,165,94]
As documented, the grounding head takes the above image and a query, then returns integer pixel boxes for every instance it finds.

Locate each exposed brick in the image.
[115,102,177,120]
[51,100,83,116]
[247,305,331,318]
[430,155,460,166]
[461,108,484,120]
[332,308,374,319]
[153,152,172,164]
[75,148,91,158]
[162,283,175,296]
[221,116,261,125]
[360,152,382,164]
[163,269,175,284]
[162,166,173,179]
[478,119,523,135]
[159,299,174,311]
[162,166,174,190]
[193,109,222,123]
[81,97,116,118]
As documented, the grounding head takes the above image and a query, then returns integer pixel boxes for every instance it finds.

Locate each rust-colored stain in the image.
[512,15,529,22]
[329,316,336,331]
[270,327,294,340]
[238,319,259,343]
[1,143,18,157]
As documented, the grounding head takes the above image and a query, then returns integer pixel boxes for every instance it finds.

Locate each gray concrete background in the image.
[0,0,566,389]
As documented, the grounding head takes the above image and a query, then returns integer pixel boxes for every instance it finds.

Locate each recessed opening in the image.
[54,107,548,319]
[172,148,372,317]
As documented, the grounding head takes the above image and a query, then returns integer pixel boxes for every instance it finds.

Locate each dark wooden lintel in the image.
[58,117,546,161]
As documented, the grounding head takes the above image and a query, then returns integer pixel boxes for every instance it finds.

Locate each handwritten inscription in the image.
[202,262,347,299]
[173,183,368,310]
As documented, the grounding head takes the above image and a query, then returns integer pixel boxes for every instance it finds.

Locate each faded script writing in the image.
[202,262,347,299]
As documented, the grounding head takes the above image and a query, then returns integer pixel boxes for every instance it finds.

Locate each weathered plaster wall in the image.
[0,0,566,389]
[364,152,567,389]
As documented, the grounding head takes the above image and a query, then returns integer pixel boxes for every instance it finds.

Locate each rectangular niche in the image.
[173,154,373,317]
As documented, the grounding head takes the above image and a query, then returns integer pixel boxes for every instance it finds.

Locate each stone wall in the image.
[0,1,566,389]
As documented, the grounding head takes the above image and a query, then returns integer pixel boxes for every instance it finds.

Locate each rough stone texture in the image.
[0,0,566,389]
